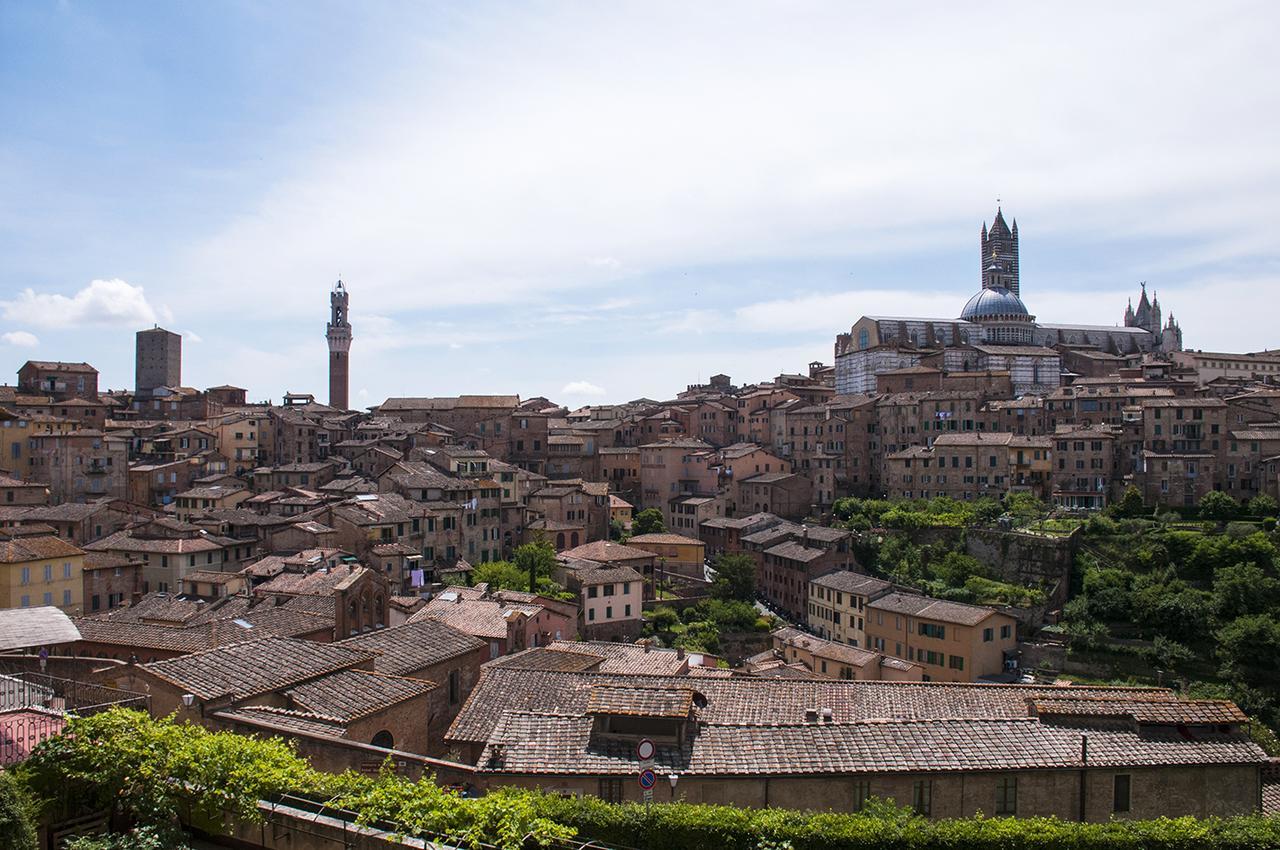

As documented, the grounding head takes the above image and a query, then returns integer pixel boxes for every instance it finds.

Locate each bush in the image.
[0,770,37,850]
[1199,491,1240,522]
[1248,493,1278,518]
[529,793,1280,850]
[1111,485,1146,518]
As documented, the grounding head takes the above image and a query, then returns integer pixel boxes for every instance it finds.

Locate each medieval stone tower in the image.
[326,279,352,410]
[980,208,1020,295]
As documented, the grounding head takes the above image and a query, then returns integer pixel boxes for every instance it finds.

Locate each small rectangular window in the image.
[598,778,624,803]
[912,780,932,816]
[1113,774,1131,813]
[853,780,871,812]
[996,776,1017,815]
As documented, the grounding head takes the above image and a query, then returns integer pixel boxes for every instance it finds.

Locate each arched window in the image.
[570,532,580,547]
[555,532,565,549]
[857,329,870,350]
[370,730,394,749]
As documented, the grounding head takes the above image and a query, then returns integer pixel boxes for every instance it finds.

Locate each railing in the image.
[0,670,148,765]
[0,669,148,716]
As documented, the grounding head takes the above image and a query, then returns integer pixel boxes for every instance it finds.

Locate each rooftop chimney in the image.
[804,708,819,723]
[676,647,685,659]
[821,707,834,723]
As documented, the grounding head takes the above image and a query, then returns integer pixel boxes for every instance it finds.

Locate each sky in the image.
[1,1,1278,407]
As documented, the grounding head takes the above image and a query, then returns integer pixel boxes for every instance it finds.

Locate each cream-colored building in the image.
[625,532,705,579]
[209,411,264,471]
[807,570,893,647]
[0,531,85,613]
[864,592,1017,682]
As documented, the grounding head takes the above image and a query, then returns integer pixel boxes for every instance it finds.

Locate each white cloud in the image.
[182,330,203,343]
[1,279,168,329]
[1,331,38,347]
[561,380,607,397]
[174,2,1280,324]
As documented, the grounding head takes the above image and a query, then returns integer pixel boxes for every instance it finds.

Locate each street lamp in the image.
[668,773,679,799]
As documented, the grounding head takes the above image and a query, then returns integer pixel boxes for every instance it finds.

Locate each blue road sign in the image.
[638,768,657,789]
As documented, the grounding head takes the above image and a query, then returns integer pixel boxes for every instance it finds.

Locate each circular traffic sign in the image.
[636,738,656,761]
[638,769,657,789]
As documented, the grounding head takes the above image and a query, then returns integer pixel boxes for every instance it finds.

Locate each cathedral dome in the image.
[960,286,1030,321]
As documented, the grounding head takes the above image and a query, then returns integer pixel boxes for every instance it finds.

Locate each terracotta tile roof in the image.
[286,670,435,721]
[447,669,1185,747]
[626,533,704,546]
[141,636,373,701]
[81,552,140,572]
[764,541,826,563]
[546,641,691,675]
[772,628,882,669]
[214,706,349,739]
[460,673,1266,778]
[811,571,892,596]
[75,596,333,653]
[635,718,1257,776]
[687,666,733,678]
[336,619,485,675]
[408,595,528,640]
[175,566,234,583]
[254,564,368,597]
[0,534,83,562]
[559,540,655,563]
[1031,696,1248,725]
[586,684,694,717]
[486,647,606,673]
[576,565,645,585]
[85,531,226,555]
[749,661,827,680]
[868,592,1003,627]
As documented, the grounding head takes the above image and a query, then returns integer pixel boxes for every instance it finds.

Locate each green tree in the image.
[972,497,1004,524]
[1217,614,1280,673]
[1140,635,1195,675]
[931,551,988,587]
[1003,492,1047,522]
[512,540,557,590]
[1212,562,1280,624]
[1198,490,1240,522]
[648,605,681,633]
[1131,571,1212,643]
[710,553,756,601]
[471,560,529,591]
[1248,493,1279,517]
[631,508,666,536]
[1062,618,1110,650]
[1112,484,1146,518]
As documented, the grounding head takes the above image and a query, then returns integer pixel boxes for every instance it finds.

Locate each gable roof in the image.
[141,636,373,701]
[336,618,485,675]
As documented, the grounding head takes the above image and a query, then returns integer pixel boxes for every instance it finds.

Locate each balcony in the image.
[0,670,148,766]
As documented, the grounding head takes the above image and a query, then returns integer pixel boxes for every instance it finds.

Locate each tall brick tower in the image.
[326,279,352,410]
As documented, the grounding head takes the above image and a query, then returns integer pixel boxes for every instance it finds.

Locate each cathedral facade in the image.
[834,209,1183,395]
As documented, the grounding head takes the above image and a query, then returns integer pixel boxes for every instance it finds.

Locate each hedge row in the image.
[532,794,1280,850]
